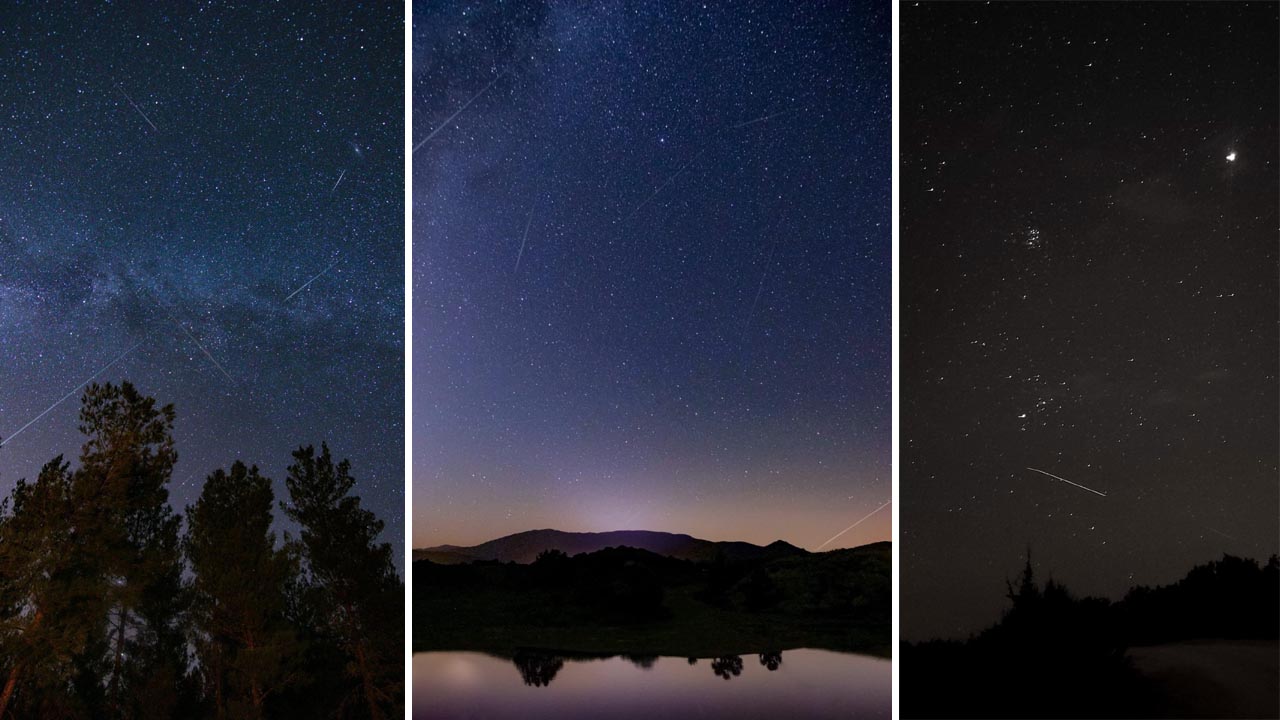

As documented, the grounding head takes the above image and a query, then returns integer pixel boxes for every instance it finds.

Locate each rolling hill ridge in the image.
[414,528,817,564]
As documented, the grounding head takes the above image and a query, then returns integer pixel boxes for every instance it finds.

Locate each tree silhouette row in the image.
[0,382,402,719]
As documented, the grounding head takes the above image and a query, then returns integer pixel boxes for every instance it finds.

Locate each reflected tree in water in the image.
[711,655,743,680]
[511,650,564,688]
[758,651,783,671]
[686,657,698,665]
[624,654,658,670]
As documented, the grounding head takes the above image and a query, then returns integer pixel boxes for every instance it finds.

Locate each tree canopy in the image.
[0,382,403,719]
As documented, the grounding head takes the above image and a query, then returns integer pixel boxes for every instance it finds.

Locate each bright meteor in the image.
[413,72,505,153]
[816,499,892,551]
[1025,466,1107,497]
[1,340,144,447]
[285,257,340,302]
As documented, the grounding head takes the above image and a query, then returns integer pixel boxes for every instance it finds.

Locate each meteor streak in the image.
[117,85,158,132]
[170,317,234,383]
[731,108,794,129]
[619,155,698,224]
[1025,467,1107,497]
[1205,526,1237,541]
[514,206,535,272]
[330,169,346,193]
[742,239,778,332]
[816,499,891,551]
[1,340,144,447]
[413,72,505,153]
[284,257,340,301]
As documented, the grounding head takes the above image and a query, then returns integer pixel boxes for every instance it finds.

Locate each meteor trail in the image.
[1205,526,1237,541]
[619,155,699,225]
[1,340,143,447]
[731,108,794,129]
[117,85,158,132]
[816,499,891,551]
[170,317,234,383]
[413,72,505,153]
[284,257,340,301]
[742,239,778,332]
[1025,467,1107,497]
[514,206,535,272]
[330,169,346,193]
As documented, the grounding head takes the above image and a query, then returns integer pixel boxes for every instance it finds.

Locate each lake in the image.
[414,648,889,719]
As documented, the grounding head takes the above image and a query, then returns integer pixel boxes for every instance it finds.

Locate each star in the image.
[0,2,405,568]
[901,1,1276,647]
[415,0,889,553]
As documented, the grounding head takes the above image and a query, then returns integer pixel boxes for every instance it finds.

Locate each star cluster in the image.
[901,2,1279,640]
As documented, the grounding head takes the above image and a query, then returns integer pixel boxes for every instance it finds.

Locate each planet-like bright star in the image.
[1226,151,1237,162]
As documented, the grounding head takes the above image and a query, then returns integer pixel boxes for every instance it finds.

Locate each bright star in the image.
[1226,151,1236,162]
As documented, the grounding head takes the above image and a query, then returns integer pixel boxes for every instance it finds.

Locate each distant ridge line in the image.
[413,528,889,565]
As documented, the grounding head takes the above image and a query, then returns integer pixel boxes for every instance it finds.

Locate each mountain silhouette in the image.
[413,529,811,564]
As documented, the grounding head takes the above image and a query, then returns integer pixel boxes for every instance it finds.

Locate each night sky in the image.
[415,0,889,550]
[902,2,1278,640]
[0,4,404,565]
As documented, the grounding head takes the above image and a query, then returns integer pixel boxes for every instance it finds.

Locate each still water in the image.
[414,648,889,719]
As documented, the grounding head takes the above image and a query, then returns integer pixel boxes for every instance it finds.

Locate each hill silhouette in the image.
[415,529,811,564]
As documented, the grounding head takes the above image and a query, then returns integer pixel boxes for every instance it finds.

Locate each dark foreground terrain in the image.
[413,536,890,658]
[1129,640,1279,719]
[902,554,1280,719]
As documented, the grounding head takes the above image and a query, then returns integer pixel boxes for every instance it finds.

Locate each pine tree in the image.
[186,461,301,719]
[281,444,402,719]
[0,380,191,718]
[71,382,189,717]
[0,458,84,718]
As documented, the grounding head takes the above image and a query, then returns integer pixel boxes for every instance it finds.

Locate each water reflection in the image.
[510,650,785,687]
[512,649,565,687]
[759,651,783,671]
[624,654,658,670]
[711,655,744,680]
[415,648,890,720]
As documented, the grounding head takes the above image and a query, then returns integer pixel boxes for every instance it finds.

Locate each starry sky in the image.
[0,4,404,566]
[901,2,1279,640]
[414,0,889,550]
